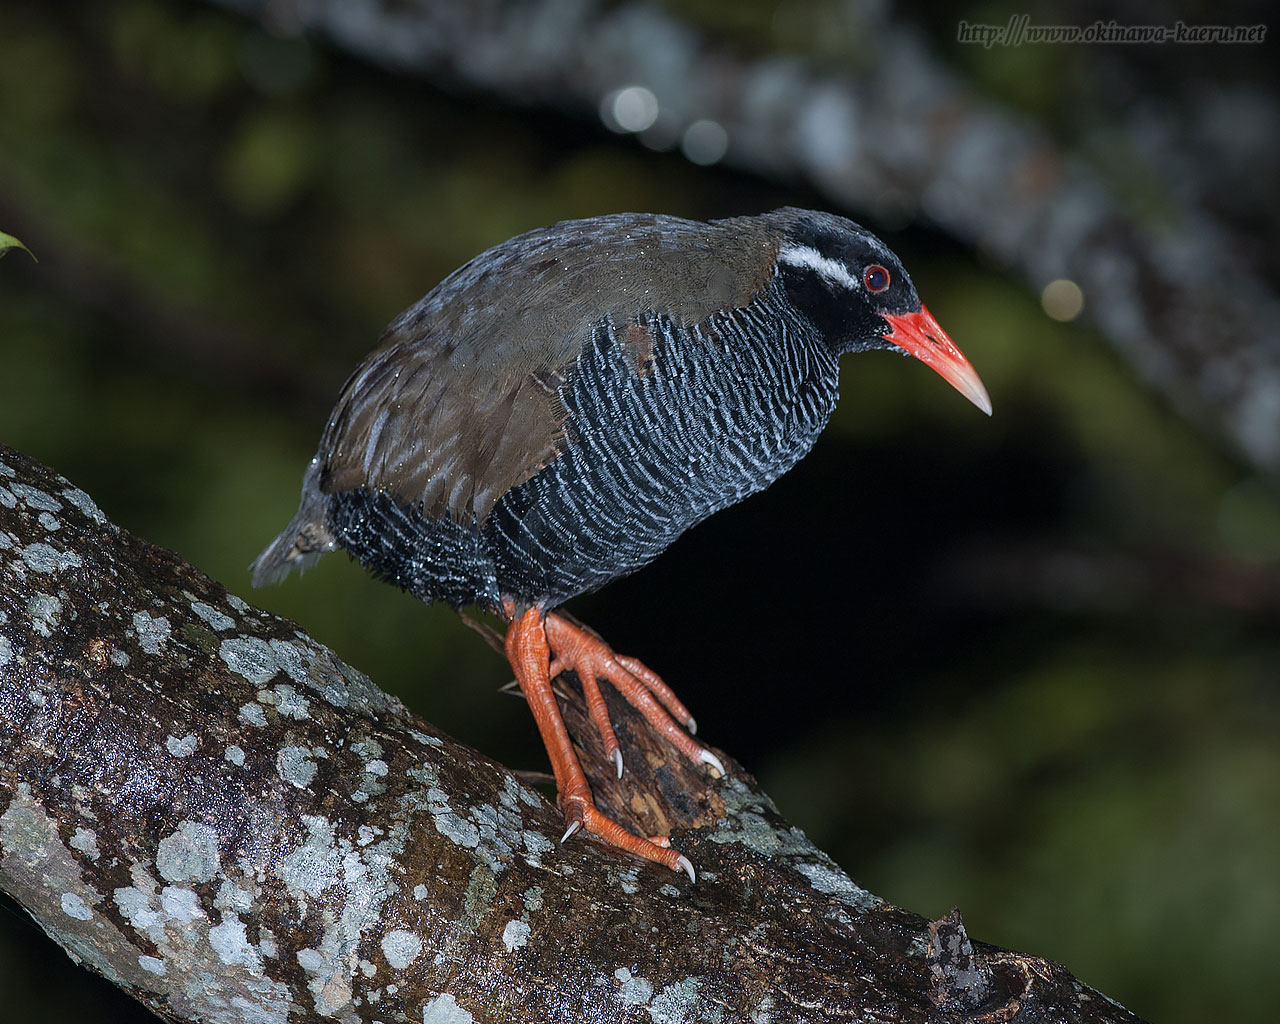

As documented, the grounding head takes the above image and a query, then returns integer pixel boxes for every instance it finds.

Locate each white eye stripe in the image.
[778,244,860,291]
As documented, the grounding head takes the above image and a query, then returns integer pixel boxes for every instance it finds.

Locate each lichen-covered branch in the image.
[0,443,1144,1023]
[208,0,1280,478]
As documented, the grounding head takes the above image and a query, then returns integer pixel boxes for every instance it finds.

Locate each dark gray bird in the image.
[253,208,990,880]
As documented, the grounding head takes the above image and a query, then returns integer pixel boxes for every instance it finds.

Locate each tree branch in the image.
[0,443,1144,1023]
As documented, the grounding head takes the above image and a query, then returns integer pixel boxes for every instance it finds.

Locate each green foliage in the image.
[0,231,35,261]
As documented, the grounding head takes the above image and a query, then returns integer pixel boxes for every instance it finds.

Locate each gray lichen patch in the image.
[160,886,205,925]
[707,778,816,858]
[138,955,166,976]
[191,600,235,632]
[268,638,309,683]
[649,976,705,1023]
[8,482,63,512]
[409,765,554,875]
[60,890,95,921]
[299,947,356,1016]
[0,637,13,666]
[38,511,61,531]
[209,914,263,972]
[501,919,530,952]
[277,816,343,898]
[709,807,786,856]
[463,863,498,925]
[259,683,311,720]
[421,993,474,1023]
[19,542,77,574]
[613,966,654,1007]
[220,629,392,714]
[69,827,101,861]
[350,737,385,760]
[215,877,256,914]
[425,788,480,850]
[132,611,172,655]
[0,788,175,1000]
[224,744,246,766]
[59,484,106,524]
[238,701,268,727]
[502,773,543,811]
[220,636,280,685]
[27,593,62,637]
[21,541,80,574]
[793,860,881,912]
[110,868,293,1023]
[273,815,398,1016]
[155,821,221,884]
[276,746,318,789]
[165,734,198,758]
[381,928,423,969]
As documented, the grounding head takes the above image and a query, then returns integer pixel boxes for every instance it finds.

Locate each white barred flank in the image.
[484,288,841,606]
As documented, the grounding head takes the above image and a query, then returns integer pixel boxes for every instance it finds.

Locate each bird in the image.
[252,208,990,881]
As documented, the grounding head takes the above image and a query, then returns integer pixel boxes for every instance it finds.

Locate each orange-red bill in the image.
[882,305,992,416]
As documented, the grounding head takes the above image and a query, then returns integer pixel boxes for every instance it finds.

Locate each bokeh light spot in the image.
[611,86,659,133]
[681,119,728,165]
[1041,278,1084,321]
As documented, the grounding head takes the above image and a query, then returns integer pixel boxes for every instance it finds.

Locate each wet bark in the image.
[208,0,1280,480]
[0,443,1145,1023]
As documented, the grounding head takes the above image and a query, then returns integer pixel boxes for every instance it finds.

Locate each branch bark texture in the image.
[0,443,1144,1022]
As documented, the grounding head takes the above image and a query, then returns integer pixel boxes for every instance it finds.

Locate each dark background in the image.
[1,2,1277,1022]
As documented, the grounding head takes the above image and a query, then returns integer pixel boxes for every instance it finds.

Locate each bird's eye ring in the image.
[863,265,890,293]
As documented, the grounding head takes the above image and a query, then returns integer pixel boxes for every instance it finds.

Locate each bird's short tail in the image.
[251,460,336,587]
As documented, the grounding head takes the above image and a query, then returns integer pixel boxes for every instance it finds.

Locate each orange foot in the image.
[504,606,725,880]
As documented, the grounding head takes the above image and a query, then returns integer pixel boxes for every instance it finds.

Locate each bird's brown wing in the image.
[318,330,570,522]
[318,213,780,523]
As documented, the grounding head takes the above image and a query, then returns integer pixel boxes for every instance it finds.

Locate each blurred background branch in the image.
[212,0,1280,478]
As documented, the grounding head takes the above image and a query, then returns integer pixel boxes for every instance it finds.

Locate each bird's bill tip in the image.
[882,305,992,416]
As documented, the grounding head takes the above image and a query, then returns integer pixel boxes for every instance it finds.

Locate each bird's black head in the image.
[766,207,919,351]
[763,207,991,414]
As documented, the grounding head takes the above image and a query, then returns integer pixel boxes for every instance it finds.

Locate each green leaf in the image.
[0,231,37,262]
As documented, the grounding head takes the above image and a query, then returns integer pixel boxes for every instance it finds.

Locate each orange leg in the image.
[543,612,725,780]
[505,607,720,880]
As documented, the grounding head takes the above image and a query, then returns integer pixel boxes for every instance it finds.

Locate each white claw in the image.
[685,716,698,735]
[698,749,726,779]
[560,821,581,844]
[613,749,624,779]
[674,855,696,883]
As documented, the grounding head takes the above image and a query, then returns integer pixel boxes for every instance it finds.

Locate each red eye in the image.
[863,265,890,293]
